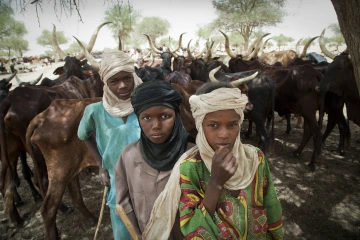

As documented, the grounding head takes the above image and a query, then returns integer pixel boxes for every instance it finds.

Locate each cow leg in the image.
[285,114,291,134]
[334,111,350,155]
[19,150,42,202]
[1,170,24,226]
[41,181,66,240]
[13,188,24,206]
[67,175,97,223]
[294,114,321,171]
[245,120,253,138]
[295,115,303,128]
[0,142,24,225]
[322,112,337,146]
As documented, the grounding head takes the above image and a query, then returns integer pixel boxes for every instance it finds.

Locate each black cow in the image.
[318,53,355,155]
[228,57,323,170]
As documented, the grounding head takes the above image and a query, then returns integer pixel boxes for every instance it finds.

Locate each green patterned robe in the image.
[179,148,283,240]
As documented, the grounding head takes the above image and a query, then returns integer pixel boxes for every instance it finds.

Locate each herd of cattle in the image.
[0,22,357,239]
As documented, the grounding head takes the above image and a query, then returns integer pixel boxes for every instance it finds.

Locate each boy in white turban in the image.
[143,82,283,240]
[78,50,142,239]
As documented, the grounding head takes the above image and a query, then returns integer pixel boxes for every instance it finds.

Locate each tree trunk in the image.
[331,0,360,96]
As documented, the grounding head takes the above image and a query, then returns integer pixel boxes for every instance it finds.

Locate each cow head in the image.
[319,53,353,96]
[0,71,17,95]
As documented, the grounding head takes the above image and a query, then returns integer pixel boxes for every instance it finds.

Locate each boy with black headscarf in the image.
[115,80,194,239]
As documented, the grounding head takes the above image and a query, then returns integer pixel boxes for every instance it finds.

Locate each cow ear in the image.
[80,59,88,66]
[53,67,65,75]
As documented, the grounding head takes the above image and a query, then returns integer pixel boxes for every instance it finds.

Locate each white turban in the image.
[189,87,259,190]
[99,50,142,117]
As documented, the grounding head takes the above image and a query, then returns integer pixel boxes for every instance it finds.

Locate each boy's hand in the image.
[209,146,238,188]
[99,168,110,187]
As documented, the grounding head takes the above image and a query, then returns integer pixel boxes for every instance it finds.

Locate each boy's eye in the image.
[208,124,218,127]
[142,116,151,120]
[162,114,170,119]
[229,123,238,127]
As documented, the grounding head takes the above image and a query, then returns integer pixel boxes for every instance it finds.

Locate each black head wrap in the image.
[131,80,191,171]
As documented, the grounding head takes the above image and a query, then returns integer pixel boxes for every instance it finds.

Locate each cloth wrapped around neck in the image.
[131,80,191,171]
[99,50,142,117]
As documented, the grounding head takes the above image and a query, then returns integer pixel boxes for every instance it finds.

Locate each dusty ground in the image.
[1,67,360,239]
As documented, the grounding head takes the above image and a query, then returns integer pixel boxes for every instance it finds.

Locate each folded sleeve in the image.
[179,160,221,239]
[77,104,96,141]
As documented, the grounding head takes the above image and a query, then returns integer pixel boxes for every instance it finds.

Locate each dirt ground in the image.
[1,68,360,239]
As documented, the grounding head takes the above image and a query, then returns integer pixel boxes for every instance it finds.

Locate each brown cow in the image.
[26,98,101,240]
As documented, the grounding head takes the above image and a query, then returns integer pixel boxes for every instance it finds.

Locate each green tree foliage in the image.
[136,17,170,45]
[0,3,28,61]
[196,24,216,41]
[158,36,178,50]
[212,0,286,50]
[272,34,294,50]
[104,2,140,49]
[36,29,68,50]
[65,40,86,55]
[326,23,345,53]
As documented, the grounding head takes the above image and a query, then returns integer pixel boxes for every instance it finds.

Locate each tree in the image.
[0,3,28,61]
[104,2,140,49]
[331,0,360,95]
[36,29,68,50]
[272,34,294,50]
[136,17,170,45]
[212,0,286,50]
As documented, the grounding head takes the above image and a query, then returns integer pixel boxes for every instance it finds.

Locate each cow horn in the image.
[230,71,258,87]
[249,33,271,59]
[74,36,100,71]
[187,39,196,61]
[118,32,122,50]
[298,36,319,59]
[15,75,22,84]
[195,45,207,59]
[208,66,221,82]
[29,73,43,85]
[143,34,162,54]
[319,29,336,59]
[5,71,17,83]
[76,22,112,60]
[295,38,303,55]
[258,38,272,57]
[219,30,237,59]
[52,24,67,60]
[172,32,186,53]
[148,52,154,67]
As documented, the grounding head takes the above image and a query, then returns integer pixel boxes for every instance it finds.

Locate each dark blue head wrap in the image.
[131,80,191,171]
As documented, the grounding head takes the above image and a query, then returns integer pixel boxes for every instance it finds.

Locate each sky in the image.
[10,0,339,56]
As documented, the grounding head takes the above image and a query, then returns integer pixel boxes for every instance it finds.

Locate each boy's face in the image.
[107,71,135,100]
[139,106,176,144]
[202,109,240,151]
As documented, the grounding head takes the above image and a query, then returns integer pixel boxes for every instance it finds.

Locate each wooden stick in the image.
[93,186,108,240]
[116,204,141,240]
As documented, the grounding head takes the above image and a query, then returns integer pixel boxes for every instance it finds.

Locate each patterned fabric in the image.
[179,148,283,240]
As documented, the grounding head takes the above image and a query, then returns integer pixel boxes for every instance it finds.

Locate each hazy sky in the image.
[11,0,339,56]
